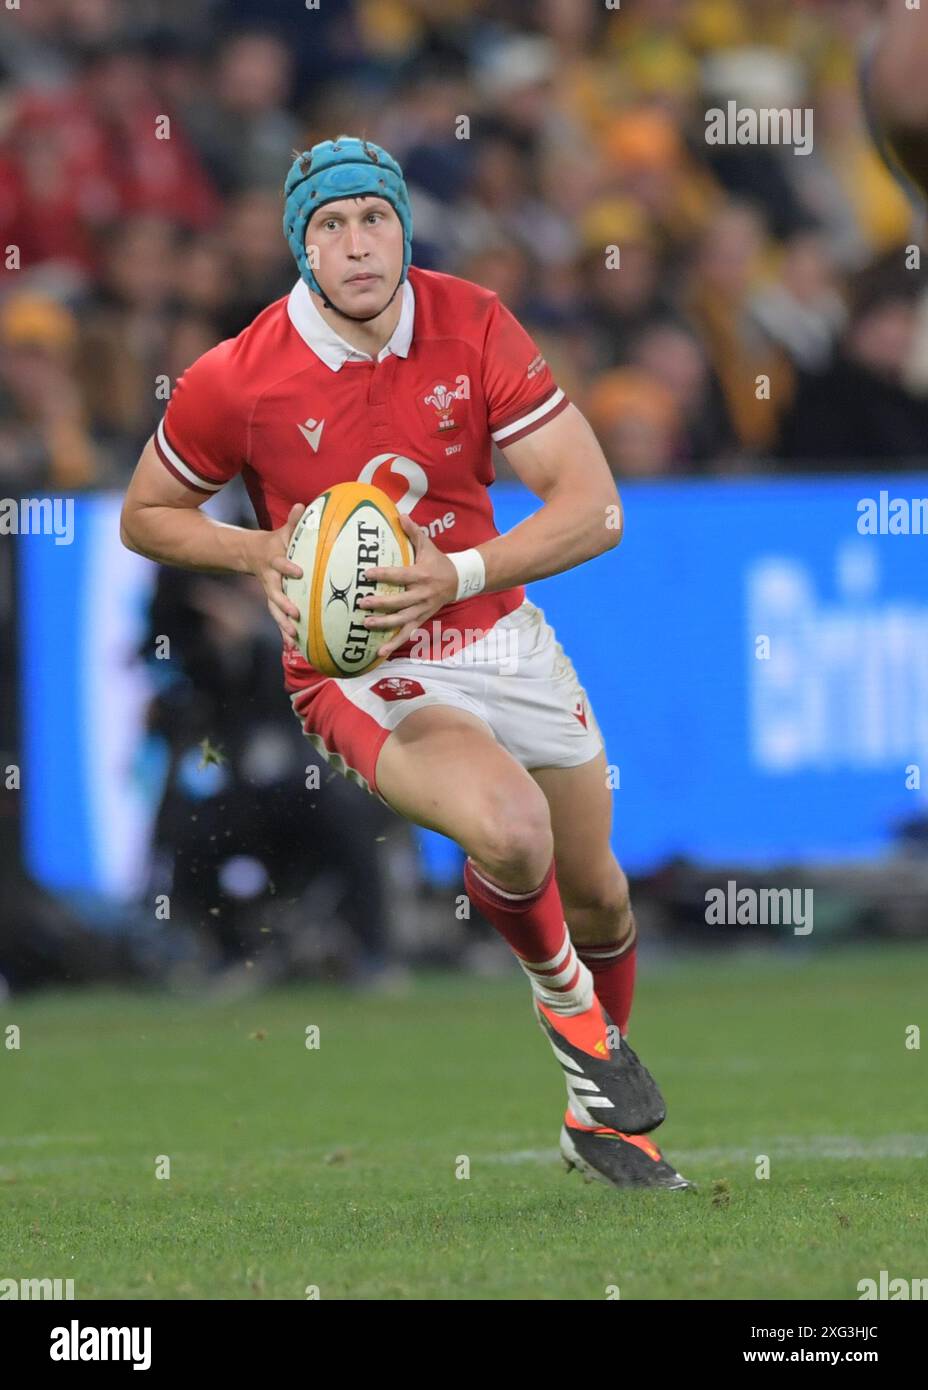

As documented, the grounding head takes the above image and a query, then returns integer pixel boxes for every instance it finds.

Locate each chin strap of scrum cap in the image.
[283,136,413,323]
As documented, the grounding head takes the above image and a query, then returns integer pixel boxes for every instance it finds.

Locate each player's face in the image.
[306,197,404,315]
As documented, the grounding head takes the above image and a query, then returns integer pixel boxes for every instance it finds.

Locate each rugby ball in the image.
[283,482,413,678]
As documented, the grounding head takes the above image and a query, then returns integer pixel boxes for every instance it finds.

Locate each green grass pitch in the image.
[1,944,926,1299]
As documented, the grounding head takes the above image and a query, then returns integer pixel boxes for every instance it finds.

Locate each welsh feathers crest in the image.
[423,376,469,432]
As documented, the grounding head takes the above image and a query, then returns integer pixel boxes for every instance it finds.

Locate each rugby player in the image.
[120,137,692,1190]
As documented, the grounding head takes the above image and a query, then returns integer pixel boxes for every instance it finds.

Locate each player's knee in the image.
[470,788,553,885]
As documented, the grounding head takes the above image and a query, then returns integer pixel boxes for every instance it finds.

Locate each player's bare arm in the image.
[119,437,305,649]
[362,404,622,657]
[465,400,623,586]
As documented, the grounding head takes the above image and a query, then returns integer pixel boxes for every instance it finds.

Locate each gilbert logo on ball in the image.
[283,482,412,678]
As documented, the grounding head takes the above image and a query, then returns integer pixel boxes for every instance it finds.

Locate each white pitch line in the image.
[485,1135,928,1164]
[0,1135,99,1150]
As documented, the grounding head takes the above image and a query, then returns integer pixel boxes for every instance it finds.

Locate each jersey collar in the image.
[286,276,415,370]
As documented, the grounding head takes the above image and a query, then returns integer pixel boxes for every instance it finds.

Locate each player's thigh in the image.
[374,704,553,883]
[529,750,629,919]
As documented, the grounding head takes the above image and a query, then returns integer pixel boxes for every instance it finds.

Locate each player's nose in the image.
[346,222,368,258]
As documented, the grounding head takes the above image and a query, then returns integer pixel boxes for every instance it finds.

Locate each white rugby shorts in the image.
[289,598,605,804]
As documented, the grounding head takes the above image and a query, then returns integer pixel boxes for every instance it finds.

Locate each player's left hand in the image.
[359,513,461,659]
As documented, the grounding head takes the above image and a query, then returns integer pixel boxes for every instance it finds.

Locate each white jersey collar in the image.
[287,276,415,371]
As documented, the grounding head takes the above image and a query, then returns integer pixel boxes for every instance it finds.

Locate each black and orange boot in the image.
[560,1110,694,1191]
[533,996,666,1134]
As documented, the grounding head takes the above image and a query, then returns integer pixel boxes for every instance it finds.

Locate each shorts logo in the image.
[573,698,588,729]
[371,676,426,701]
[422,375,470,434]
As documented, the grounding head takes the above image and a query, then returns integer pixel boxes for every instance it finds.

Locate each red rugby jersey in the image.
[154,265,569,692]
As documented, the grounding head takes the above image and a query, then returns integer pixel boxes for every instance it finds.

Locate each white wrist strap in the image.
[447,548,486,601]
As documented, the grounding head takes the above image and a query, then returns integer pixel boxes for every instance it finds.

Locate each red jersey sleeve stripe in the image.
[491,388,569,448]
[490,384,559,437]
[155,417,226,494]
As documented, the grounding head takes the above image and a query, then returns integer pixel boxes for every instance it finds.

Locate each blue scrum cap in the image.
[283,137,413,295]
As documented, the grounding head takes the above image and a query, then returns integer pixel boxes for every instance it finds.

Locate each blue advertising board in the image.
[16,476,928,894]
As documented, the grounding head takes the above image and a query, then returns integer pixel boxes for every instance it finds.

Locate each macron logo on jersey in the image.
[298,417,325,452]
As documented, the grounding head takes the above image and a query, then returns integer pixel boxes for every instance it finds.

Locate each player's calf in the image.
[560,858,633,947]
[561,862,639,1038]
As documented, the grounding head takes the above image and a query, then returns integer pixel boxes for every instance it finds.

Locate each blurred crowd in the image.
[5,0,928,988]
[2,0,928,492]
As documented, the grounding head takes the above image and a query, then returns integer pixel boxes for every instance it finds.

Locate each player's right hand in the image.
[250,501,305,650]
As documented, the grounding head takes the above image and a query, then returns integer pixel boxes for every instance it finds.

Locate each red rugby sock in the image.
[574,914,638,1036]
[463,856,593,1016]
